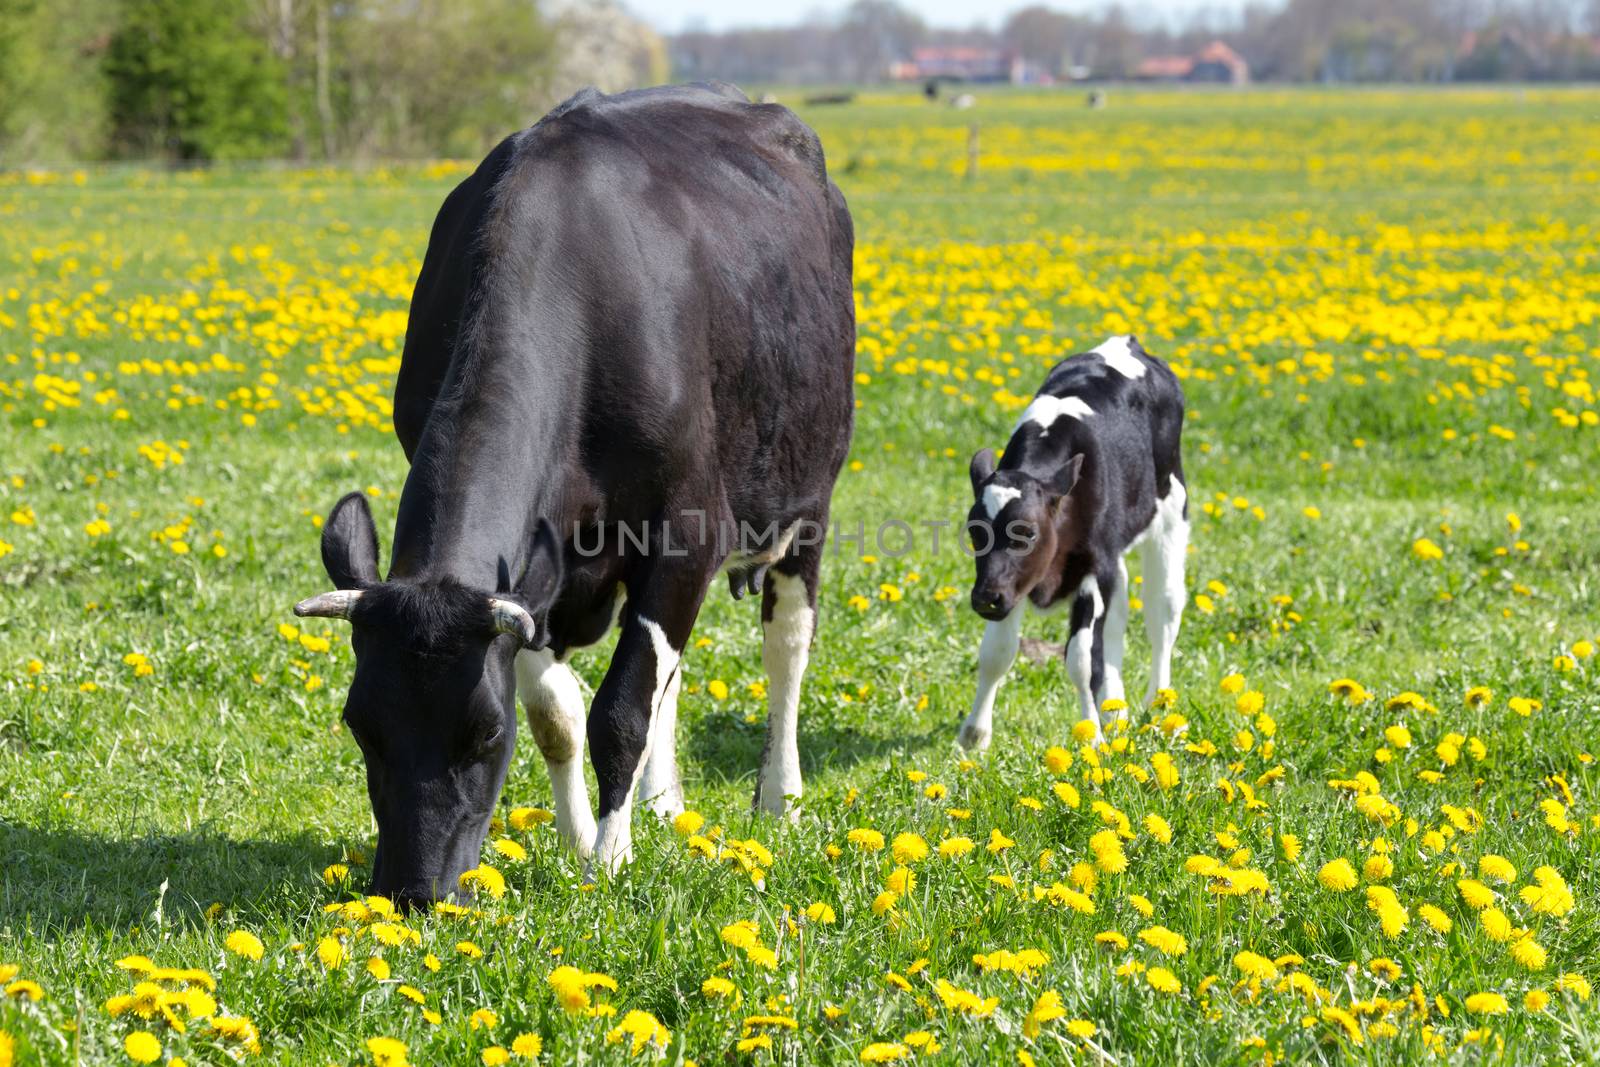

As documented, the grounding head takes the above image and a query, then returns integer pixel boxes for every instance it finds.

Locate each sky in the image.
[627,0,1247,35]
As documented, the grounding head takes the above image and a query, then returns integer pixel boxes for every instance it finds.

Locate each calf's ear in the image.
[969,448,997,494]
[1044,452,1085,502]
[321,492,381,590]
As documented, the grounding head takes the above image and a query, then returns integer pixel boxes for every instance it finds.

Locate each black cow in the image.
[294,83,855,903]
[959,335,1187,748]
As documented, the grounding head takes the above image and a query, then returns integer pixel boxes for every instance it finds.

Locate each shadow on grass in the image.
[681,708,944,784]
[0,819,338,932]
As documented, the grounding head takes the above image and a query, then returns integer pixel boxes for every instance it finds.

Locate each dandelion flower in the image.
[1464,992,1508,1015]
[891,833,929,865]
[124,1032,162,1064]
[224,930,263,961]
[1318,858,1359,891]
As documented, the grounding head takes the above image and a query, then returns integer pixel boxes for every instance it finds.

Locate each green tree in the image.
[0,0,115,163]
[104,0,288,160]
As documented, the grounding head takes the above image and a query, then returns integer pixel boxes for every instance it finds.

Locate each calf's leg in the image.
[959,606,1021,753]
[1065,574,1109,740]
[1099,557,1130,715]
[1142,480,1189,702]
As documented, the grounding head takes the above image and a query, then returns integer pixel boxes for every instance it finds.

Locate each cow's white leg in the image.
[959,606,1022,753]
[1066,575,1105,740]
[515,648,597,856]
[1099,557,1129,715]
[755,570,813,818]
[590,615,680,876]
[637,668,684,820]
[1142,479,1189,702]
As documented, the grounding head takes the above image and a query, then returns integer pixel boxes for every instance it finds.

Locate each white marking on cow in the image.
[958,605,1022,753]
[1141,479,1188,702]
[637,667,684,820]
[1093,334,1147,379]
[591,615,680,874]
[515,648,596,857]
[1018,393,1094,435]
[981,484,1022,520]
[756,572,812,817]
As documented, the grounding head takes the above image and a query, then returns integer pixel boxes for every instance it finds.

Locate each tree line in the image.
[4,0,1598,164]
[1,0,555,163]
[673,0,1600,85]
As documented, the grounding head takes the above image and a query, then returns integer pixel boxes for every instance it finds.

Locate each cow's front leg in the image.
[636,666,684,820]
[516,648,597,856]
[589,556,713,876]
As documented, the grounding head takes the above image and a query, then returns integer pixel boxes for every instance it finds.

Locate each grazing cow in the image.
[293,83,855,904]
[958,335,1187,749]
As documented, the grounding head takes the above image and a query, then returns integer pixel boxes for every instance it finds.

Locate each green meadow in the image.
[2,87,1598,1064]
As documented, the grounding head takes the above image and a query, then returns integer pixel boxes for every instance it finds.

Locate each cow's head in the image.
[966,448,1082,620]
[295,492,561,908]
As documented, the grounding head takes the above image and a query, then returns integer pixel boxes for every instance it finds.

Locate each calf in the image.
[959,335,1187,748]
[293,83,855,902]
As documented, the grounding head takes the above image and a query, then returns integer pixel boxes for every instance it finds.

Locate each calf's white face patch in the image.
[981,483,1022,519]
[1092,334,1147,379]
[1018,393,1094,435]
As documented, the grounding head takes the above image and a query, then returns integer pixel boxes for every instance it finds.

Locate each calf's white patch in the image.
[1018,393,1094,435]
[981,484,1022,519]
[1093,334,1147,379]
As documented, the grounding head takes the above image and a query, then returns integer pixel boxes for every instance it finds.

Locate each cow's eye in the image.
[470,723,505,757]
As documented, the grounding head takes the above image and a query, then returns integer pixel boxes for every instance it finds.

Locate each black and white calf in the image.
[292,83,855,903]
[959,335,1187,748]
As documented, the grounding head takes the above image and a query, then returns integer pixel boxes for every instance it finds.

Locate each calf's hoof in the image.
[956,719,991,753]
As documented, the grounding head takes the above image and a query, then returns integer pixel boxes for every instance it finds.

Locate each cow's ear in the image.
[1044,452,1085,502]
[969,448,997,495]
[521,519,564,615]
[321,492,381,590]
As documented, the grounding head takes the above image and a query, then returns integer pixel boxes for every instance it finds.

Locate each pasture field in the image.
[3,87,1600,1065]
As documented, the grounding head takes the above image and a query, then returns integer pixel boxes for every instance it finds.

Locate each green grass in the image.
[2,86,1599,1065]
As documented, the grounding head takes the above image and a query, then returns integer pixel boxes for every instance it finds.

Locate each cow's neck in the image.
[387,373,562,593]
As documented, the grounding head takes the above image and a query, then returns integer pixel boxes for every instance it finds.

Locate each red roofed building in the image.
[1134,40,1250,86]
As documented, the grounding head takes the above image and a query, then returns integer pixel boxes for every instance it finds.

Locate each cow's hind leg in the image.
[589,545,716,876]
[754,539,820,818]
[958,607,1021,753]
[516,648,597,856]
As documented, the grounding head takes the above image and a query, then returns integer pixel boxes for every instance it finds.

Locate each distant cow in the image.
[294,83,855,902]
[959,335,1187,748]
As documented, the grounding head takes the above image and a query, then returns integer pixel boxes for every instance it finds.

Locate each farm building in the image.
[1133,40,1250,85]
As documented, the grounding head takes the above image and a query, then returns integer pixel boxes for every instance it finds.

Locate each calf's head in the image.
[295,492,561,908]
[966,448,1082,620]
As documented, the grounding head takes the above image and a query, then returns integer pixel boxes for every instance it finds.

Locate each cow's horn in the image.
[294,590,364,619]
[488,598,537,646]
